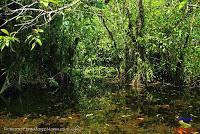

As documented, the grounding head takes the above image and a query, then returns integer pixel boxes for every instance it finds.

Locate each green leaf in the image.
[16,16,23,20]
[178,0,187,10]
[5,40,9,46]
[49,78,59,87]
[49,0,61,4]
[33,29,38,33]
[36,38,42,46]
[10,32,17,36]
[40,0,49,7]
[29,37,36,45]
[25,35,33,42]
[1,44,5,51]
[23,15,33,19]
[37,29,44,33]
[1,29,9,35]
[31,42,36,50]
[95,2,104,9]
[13,37,20,43]
[10,44,15,52]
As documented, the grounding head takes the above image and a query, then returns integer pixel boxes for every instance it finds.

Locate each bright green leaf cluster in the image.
[0,29,19,51]
[25,28,44,50]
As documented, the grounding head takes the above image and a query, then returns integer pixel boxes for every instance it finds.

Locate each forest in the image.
[0,0,200,133]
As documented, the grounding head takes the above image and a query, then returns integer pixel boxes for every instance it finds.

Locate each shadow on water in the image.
[0,83,75,117]
[0,78,200,133]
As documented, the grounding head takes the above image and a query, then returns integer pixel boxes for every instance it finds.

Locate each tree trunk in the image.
[124,8,136,82]
[135,0,145,61]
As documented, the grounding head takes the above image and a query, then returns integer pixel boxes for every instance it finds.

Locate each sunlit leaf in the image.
[1,29,9,35]
[25,35,33,43]
[5,40,9,46]
[40,0,49,7]
[151,0,165,7]
[29,37,36,45]
[36,38,42,46]
[16,16,24,20]
[13,37,20,43]
[24,15,33,19]
[26,35,33,41]
[10,32,17,36]
[37,29,44,33]
[178,0,188,10]
[17,15,33,21]
[31,42,36,50]
[49,0,61,4]
[1,44,5,51]
[33,29,38,33]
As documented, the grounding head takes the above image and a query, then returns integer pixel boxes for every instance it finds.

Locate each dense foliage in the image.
[0,0,199,101]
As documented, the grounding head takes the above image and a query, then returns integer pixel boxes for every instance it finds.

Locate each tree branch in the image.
[0,0,81,32]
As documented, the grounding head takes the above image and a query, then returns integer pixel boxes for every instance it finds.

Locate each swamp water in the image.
[0,78,200,133]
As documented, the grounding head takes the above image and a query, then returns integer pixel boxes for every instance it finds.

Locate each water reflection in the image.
[0,78,200,133]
